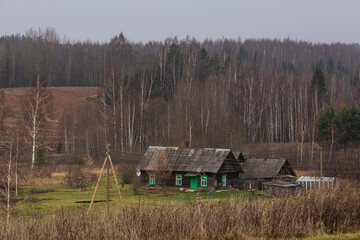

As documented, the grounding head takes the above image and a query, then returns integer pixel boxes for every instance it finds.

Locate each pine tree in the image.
[316,105,335,143]
[311,67,327,115]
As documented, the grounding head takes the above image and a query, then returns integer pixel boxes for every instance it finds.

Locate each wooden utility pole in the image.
[106,144,110,216]
[15,135,19,196]
[87,144,125,216]
[319,143,323,187]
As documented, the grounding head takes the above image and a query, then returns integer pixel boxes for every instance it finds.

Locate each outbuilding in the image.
[263,181,302,197]
[296,176,340,190]
[137,146,244,190]
[239,158,296,190]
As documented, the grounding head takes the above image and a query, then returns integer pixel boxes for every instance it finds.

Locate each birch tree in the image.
[138,65,157,149]
[0,134,13,228]
[23,76,52,168]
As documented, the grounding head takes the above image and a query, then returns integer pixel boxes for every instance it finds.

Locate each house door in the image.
[190,176,198,190]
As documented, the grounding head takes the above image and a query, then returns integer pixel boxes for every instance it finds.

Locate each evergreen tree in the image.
[327,57,334,74]
[311,67,327,113]
[316,105,335,143]
[165,43,183,100]
[206,54,221,75]
[335,107,360,146]
[197,48,209,82]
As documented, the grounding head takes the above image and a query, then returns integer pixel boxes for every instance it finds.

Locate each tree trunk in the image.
[6,135,13,228]
[31,117,36,168]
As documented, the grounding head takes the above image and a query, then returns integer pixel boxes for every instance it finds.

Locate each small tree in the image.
[23,76,52,168]
[147,149,172,190]
[317,105,336,163]
[0,134,15,228]
[335,107,360,151]
[311,67,327,115]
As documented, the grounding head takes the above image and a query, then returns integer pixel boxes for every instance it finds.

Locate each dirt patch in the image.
[138,192,175,197]
[75,200,112,204]
[29,187,55,194]
[0,198,26,204]
[51,172,67,177]
[0,198,56,204]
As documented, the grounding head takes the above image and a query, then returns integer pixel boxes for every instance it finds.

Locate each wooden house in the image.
[239,158,296,190]
[232,151,247,163]
[137,146,244,190]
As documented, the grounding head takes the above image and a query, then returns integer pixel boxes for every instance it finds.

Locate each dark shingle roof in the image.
[233,151,247,162]
[241,158,294,179]
[137,146,235,173]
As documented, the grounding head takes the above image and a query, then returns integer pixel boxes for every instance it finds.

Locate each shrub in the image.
[36,148,45,165]
[29,187,55,194]
[56,143,62,153]
[74,154,84,165]
[131,176,140,195]
[119,165,134,187]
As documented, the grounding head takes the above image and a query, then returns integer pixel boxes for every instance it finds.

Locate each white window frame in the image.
[200,176,207,187]
[175,175,182,186]
[149,174,156,185]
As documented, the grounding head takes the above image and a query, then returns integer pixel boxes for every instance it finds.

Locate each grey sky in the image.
[1,0,359,44]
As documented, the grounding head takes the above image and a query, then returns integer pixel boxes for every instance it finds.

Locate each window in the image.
[222,175,227,187]
[149,174,156,185]
[200,175,207,187]
[175,174,182,186]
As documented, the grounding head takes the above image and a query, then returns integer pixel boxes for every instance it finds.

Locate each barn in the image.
[137,146,244,190]
[239,158,296,190]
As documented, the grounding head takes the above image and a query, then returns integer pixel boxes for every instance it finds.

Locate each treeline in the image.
[1,28,360,152]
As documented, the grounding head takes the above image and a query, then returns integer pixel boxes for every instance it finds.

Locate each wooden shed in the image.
[137,146,244,190]
[263,181,302,197]
[239,158,296,190]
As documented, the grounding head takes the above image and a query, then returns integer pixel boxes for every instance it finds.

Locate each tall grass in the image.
[1,188,359,239]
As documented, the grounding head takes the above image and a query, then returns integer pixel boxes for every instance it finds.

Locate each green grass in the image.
[303,232,360,240]
[6,176,252,216]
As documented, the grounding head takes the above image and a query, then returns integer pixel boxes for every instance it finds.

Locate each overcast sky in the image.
[1,0,359,44]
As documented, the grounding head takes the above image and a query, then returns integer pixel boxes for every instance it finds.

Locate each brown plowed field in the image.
[4,86,100,121]
[3,87,100,145]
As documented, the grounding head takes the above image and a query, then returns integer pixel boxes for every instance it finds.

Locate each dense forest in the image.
[0,28,359,165]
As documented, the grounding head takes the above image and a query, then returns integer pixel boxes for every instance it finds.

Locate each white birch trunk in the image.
[31,118,36,168]
[6,136,13,227]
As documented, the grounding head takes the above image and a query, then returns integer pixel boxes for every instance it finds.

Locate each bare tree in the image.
[138,65,157,149]
[147,149,172,189]
[0,134,13,228]
[23,76,52,168]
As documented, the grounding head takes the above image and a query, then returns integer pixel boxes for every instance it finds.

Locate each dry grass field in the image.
[1,187,359,240]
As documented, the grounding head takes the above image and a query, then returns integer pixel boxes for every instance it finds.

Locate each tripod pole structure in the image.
[88,156,108,215]
[108,154,126,210]
[87,144,126,216]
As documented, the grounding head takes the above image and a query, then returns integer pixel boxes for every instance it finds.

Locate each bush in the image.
[29,187,55,194]
[119,165,134,187]
[131,176,140,195]
[36,148,45,165]
[66,165,82,187]
[56,143,62,153]
[74,154,84,165]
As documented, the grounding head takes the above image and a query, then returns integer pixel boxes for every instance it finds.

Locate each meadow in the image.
[1,171,360,240]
